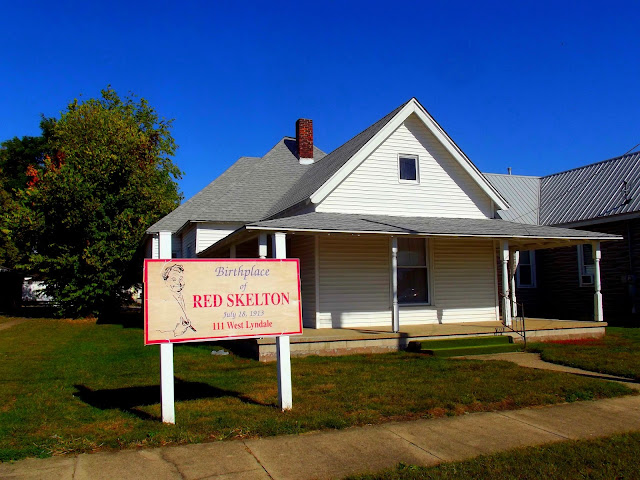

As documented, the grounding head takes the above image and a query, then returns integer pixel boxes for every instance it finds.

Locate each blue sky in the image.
[2,1,639,199]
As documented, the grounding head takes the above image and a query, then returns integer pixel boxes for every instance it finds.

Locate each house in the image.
[485,151,640,324]
[147,98,620,332]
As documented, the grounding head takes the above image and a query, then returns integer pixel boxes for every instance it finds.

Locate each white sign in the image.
[144,259,302,345]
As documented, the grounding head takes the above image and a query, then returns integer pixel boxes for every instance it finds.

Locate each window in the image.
[399,155,419,183]
[577,244,595,286]
[516,251,536,288]
[397,238,429,304]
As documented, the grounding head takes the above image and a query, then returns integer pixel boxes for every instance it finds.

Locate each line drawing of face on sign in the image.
[163,264,185,294]
[159,263,196,337]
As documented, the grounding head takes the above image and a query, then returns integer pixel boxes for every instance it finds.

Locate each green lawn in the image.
[529,327,640,381]
[345,432,640,480]
[0,317,633,461]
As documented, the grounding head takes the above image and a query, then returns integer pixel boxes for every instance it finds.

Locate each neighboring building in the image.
[486,152,640,324]
[21,277,53,303]
[147,98,619,330]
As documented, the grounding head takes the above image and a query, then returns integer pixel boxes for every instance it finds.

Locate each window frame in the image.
[577,244,595,287]
[398,154,420,184]
[396,237,432,306]
[516,250,536,288]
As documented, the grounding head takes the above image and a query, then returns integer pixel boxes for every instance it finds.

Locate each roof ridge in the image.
[324,99,413,156]
[542,151,640,180]
[147,155,262,232]
[186,138,297,222]
[484,173,542,179]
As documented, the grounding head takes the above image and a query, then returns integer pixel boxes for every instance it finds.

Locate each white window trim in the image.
[398,154,420,184]
[397,237,431,306]
[577,244,594,287]
[516,251,536,288]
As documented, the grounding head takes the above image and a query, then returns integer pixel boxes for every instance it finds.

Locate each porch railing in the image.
[499,294,527,348]
[511,301,527,348]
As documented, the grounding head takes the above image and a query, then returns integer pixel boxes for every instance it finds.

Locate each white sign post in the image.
[158,231,175,424]
[273,232,292,410]
[144,253,302,422]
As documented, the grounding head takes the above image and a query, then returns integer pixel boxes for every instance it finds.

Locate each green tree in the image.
[0,118,54,268]
[17,87,182,316]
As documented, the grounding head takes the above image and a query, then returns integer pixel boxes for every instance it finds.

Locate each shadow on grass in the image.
[96,307,143,329]
[2,305,144,329]
[6,305,59,318]
[73,377,274,421]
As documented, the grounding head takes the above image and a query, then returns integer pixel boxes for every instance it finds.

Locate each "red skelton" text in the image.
[193,292,290,308]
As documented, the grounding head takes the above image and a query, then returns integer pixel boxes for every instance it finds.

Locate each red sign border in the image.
[144,258,303,345]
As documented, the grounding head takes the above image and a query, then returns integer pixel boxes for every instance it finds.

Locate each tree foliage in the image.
[0,118,55,269]
[12,87,182,316]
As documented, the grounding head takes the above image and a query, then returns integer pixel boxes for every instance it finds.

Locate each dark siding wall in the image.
[515,218,640,325]
[534,246,593,321]
[584,219,640,324]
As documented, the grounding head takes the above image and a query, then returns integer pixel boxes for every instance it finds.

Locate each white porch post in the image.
[273,232,292,410]
[229,244,236,258]
[500,240,512,327]
[593,241,604,322]
[158,230,175,424]
[391,237,399,333]
[258,233,268,259]
[510,249,519,318]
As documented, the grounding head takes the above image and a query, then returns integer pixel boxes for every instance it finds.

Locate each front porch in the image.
[241,318,606,361]
[195,213,620,334]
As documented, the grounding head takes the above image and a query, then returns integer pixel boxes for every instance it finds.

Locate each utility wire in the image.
[622,143,640,156]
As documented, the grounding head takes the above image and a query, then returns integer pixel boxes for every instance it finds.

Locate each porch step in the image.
[409,335,522,357]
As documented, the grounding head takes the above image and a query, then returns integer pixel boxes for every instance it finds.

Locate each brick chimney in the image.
[296,118,314,165]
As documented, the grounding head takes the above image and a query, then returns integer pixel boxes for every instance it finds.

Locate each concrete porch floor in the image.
[251,318,607,361]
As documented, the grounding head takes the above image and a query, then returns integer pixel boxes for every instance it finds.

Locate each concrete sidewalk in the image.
[460,352,640,389]
[2,354,639,480]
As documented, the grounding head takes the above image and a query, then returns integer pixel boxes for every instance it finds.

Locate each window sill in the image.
[399,303,433,308]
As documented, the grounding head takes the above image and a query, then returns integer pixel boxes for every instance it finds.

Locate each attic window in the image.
[399,155,419,183]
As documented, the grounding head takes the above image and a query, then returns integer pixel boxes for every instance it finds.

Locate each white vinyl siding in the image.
[317,235,391,328]
[147,234,158,259]
[315,235,498,328]
[290,235,316,327]
[317,113,493,218]
[196,223,241,254]
[181,225,197,258]
[431,238,497,322]
[146,234,180,258]
[171,236,182,259]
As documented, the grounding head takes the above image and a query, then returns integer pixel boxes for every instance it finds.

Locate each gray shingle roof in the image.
[147,140,326,233]
[147,155,260,233]
[484,173,541,225]
[149,100,411,233]
[540,151,640,225]
[247,212,619,241]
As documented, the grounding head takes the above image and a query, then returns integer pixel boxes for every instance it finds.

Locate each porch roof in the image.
[199,212,622,257]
